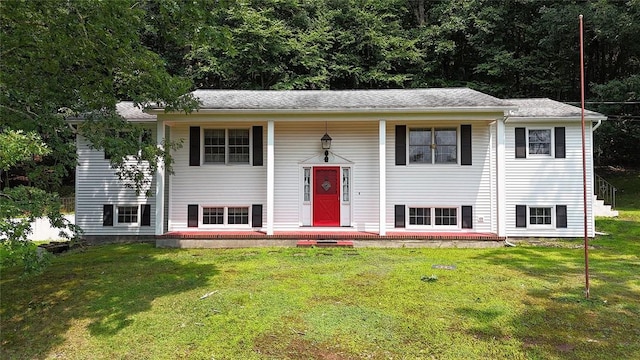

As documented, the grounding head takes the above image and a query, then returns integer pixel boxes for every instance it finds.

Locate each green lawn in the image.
[1,172,639,359]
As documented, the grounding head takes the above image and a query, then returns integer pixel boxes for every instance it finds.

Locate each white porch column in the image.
[266,120,275,235]
[496,118,506,237]
[154,120,165,236]
[379,119,386,236]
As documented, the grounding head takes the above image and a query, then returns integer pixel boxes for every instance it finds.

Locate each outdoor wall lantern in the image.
[321,132,332,163]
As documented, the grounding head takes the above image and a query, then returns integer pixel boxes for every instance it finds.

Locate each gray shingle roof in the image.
[116,101,156,120]
[192,88,512,110]
[506,98,605,119]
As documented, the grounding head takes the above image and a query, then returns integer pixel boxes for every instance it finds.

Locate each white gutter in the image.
[146,106,517,116]
[592,119,603,131]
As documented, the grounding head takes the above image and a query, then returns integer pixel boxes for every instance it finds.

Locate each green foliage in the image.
[0,186,80,274]
[0,130,74,274]
[78,113,185,196]
[0,130,50,171]
[0,0,196,194]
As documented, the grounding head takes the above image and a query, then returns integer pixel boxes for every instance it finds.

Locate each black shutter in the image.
[395,205,405,228]
[516,205,526,228]
[189,126,200,166]
[252,126,263,166]
[252,204,263,227]
[103,205,114,226]
[395,125,406,165]
[188,205,198,227]
[141,204,151,226]
[515,128,526,158]
[461,125,472,165]
[555,127,566,158]
[462,206,473,229]
[556,205,567,228]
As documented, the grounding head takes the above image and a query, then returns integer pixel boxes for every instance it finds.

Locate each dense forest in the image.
[2,0,639,188]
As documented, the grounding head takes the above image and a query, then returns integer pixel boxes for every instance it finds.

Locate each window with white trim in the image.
[409,128,457,164]
[435,208,457,226]
[408,207,458,227]
[528,129,551,155]
[201,206,250,225]
[117,206,138,224]
[409,207,431,225]
[529,207,552,225]
[203,128,250,164]
[202,207,224,225]
[228,207,249,224]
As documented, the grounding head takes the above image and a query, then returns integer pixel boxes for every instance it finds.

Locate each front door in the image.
[313,167,340,226]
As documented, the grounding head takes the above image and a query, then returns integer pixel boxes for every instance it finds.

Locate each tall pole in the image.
[579,14,590,299]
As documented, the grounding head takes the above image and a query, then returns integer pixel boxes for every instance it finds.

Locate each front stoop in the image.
[593,195,619,217]
[297,240,354,248]
[156,232,505,249]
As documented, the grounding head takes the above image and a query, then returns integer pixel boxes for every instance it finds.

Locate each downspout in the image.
[592,119,602,132]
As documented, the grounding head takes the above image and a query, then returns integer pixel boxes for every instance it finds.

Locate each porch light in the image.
[321,132,332,163]
[321,133,332,150]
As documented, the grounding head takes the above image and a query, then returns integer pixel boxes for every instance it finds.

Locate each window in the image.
[408,207,458,227]
[342,168,350,202]
[530,207,552,225]
[409,208,431,225]
[105,129,153,159]
[204,129,225,163]
[435,208,457,226]
[303,168,311,202]
[228,207,249,225]
[117,206,138,224]
[200,206,250,226]
[203,129,250,164]
[409,128,457,164]
[528,129,551,155]
[228,129,250,163]
[202,207,224,225]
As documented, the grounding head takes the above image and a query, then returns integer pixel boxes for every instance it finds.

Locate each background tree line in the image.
[1,0,638,270]
[142,0,638,166]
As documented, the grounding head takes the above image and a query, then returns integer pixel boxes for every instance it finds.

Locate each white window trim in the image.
[528,206,555,228]
[407,126,460,165]
[201,128,252,165]
[406,206,460,230]
[526,127,553,158]
[115,205,141,227]
[199,205,252,228]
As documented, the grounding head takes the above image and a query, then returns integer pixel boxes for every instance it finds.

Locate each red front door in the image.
[313,167,340,226]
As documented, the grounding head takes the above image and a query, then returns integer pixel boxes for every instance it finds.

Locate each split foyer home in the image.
[74,88,607,244]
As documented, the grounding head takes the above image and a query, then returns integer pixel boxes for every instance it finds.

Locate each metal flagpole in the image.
[579,14,590,299]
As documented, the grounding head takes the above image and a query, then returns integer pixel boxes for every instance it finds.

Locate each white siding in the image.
[386,122,494,232]
[168,123,267,230]
[273,121,380,230]
[75,129,156,236]
[504,122,594,237]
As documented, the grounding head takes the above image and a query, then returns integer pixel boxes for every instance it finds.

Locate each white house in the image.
[74,88,607,244]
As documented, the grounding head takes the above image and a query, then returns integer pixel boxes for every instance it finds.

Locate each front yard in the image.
[1,226,638,359]
[2,171,639,359]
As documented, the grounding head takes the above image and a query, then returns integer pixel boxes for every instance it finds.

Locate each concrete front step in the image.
[296,240,354,248]
[593,195,619,217]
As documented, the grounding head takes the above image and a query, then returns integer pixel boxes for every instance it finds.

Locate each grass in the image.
[1,172,638,359]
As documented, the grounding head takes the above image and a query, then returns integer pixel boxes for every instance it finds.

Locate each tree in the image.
[0,130,75,273]
[0,0,198,273]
